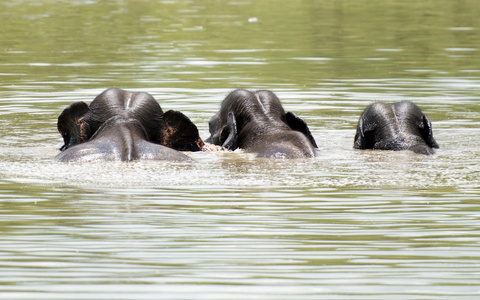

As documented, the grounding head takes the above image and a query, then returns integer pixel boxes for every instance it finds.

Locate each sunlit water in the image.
[1,1,480,299]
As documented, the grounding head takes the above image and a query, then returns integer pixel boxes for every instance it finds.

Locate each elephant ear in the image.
[57,101,91,151]
[220,112,238,150]
[353,116,374,149]
[160,110,204,151]
[421,115,439,149]
[285,112,318,148]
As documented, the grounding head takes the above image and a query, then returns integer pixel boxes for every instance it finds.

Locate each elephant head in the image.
[57,88,204,151]
[354,101,439,155]
[206,89,317,158]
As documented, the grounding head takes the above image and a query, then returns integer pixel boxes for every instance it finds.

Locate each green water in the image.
[1,0,480,299]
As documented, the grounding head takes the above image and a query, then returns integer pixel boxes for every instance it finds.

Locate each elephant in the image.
[353,101,439,155]
[206,89,318,158]
[54,116,191,162]
[57,88,204,152]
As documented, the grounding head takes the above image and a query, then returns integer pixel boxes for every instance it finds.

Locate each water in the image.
[1,0,480,299]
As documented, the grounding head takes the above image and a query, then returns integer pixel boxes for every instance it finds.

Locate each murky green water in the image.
[1,0,480,299]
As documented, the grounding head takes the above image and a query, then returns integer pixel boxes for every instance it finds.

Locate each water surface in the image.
[1,0,480,299]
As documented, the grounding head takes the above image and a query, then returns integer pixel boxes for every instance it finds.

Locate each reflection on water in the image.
[1,0,480,299]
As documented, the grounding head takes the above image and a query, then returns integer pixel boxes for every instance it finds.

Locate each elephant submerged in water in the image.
[55,88,205,162]
[55,116,191,162]
[57,88,204,153]
[206,89,318,158]
[353,101,439,155]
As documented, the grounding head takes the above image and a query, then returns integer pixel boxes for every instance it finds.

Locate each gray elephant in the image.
[57,88,204,152]
[206,89,318,158]
[353,101,439,155]
[55,116,190,162]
